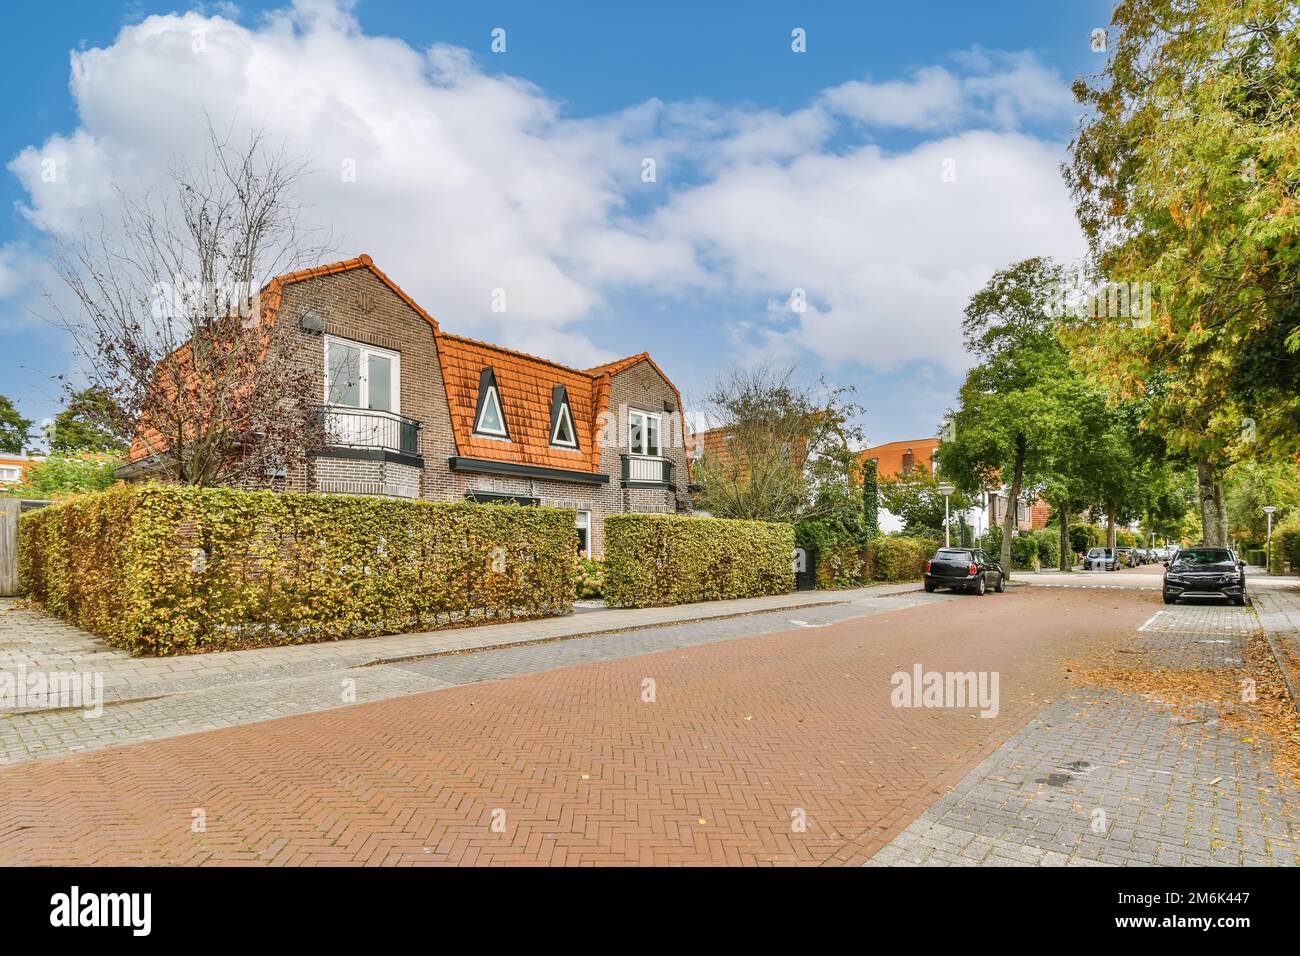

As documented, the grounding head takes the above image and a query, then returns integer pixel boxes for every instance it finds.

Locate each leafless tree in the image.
[693,362,863,522]
[47,120,332,486]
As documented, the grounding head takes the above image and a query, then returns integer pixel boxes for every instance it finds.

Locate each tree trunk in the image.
[1196,458,1229,547]
[1000,434,1025,580]
[1106,500,1116,550]
[1058,498,1071,571]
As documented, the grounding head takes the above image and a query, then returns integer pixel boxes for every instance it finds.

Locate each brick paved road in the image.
[0,587,1151,866]
[867,601,1300,866]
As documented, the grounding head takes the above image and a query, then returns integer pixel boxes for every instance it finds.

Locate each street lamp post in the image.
[938,482,956,548]
[1264,506,1277,564]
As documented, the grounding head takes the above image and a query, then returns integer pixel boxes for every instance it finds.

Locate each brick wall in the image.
[137,264,691,559]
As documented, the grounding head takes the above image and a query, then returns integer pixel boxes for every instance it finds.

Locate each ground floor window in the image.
[466,491,540,506]
[576,510,591,556]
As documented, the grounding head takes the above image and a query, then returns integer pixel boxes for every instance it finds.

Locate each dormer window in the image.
[473,367,509,439]
[550,385,578,449]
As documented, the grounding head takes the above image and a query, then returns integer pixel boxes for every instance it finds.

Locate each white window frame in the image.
[628,408,662,457]
[0,465,21,483]
[551,401,578,449]
[323,335,401,414]
[575,510,591,555]
[475,383,509,439]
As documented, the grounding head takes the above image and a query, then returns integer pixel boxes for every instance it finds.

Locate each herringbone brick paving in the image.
[0,588,1152,866]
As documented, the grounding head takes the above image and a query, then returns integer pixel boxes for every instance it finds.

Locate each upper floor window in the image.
[0,465,20,483]
[325,336,399,413]
[550,385,578,449]
[473,367,509,439]
[629,408,661,457]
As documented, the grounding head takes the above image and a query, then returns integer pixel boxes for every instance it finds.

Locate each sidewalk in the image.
[1251,584,1300,712]
[0,581,920,703]
[0,582,927,765]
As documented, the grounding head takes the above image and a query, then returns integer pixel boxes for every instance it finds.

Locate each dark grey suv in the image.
[1163,548,1247,606]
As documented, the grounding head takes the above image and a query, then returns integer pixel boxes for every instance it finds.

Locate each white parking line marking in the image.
[1138,610,1164,632]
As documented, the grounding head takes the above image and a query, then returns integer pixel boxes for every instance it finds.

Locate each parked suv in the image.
[1083,547,1118,571]
[1162,547,1247,606]
[924,548,1005,595]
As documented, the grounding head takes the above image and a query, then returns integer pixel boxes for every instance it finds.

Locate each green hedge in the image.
[1069,524,1103,554]
[865,535,939,582]
[19,484,577,655]
[1270,517,1300,575]
[604,513,794,607]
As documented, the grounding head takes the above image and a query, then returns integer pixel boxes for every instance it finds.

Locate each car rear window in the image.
[1174,549,1233,564]
[935,549,972,558]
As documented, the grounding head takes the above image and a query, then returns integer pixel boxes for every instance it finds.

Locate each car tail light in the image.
[969,563,978,575]
[925,560,931,573]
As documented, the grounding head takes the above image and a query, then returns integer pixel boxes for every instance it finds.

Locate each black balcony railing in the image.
[620,453,674,486]
[315,405,421,456]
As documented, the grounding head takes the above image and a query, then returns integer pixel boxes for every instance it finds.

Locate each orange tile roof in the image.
[436,331,605,472]
[127,255,687,476]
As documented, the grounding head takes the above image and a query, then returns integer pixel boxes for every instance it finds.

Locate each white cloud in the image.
[2,0,1085,377]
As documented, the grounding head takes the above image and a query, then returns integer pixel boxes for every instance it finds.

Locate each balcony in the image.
[315,405,422,459]
[621,454,675,488]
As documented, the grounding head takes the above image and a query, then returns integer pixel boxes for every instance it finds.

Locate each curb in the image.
[1251,596,1300,716]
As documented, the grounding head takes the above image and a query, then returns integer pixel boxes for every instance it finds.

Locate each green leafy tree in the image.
[0,395,32,454]
[1226,458,1300,546]
[49,387,130,454]
[937,258,1083,578]
[1065,0,1300,544]
[879,467,974,539]
[4,455,119,499]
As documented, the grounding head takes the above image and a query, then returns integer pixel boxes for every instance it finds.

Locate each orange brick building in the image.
[856,438,941,480]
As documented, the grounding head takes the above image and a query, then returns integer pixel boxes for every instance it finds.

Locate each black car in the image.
[924,547,1005,595]
[1162,547,1247,606]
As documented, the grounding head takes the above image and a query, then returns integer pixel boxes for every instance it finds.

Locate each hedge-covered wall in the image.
[604,513,794,607]
[864,536,938,582]
[19,485,577,656]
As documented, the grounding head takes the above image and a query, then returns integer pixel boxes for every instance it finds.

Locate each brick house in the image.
[856,438,941,479]
[0,455,40,487]
[118,255,691,557]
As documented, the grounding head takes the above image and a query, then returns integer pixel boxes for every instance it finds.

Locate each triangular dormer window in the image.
[550,385,578,449]
[473,367,509,439]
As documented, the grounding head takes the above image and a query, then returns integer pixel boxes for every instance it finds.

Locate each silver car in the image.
[1084,547,1118,571]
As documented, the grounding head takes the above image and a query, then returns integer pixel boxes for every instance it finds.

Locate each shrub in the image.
[575,558,604,599]
[1245,548,1267,567]
[1033,528,1060,569]
[865,535,938,582]
[604,513,794,607]
[795,515,868,589]
[1009,534,1039,570]
[1069,524,1103,554]
[1270,517,1300,575]
[19,484,577,655]
[2,454,119,499]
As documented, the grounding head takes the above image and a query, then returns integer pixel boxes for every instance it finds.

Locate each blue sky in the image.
[0,0,1113,445]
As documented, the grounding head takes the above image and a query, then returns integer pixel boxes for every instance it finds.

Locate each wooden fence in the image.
[0,500,52,597]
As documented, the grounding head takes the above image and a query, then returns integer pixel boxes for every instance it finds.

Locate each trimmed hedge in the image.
[1269,517,1300,575]
[604,513,794,607]
[19,484,577,655]
[865,535,939,582]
